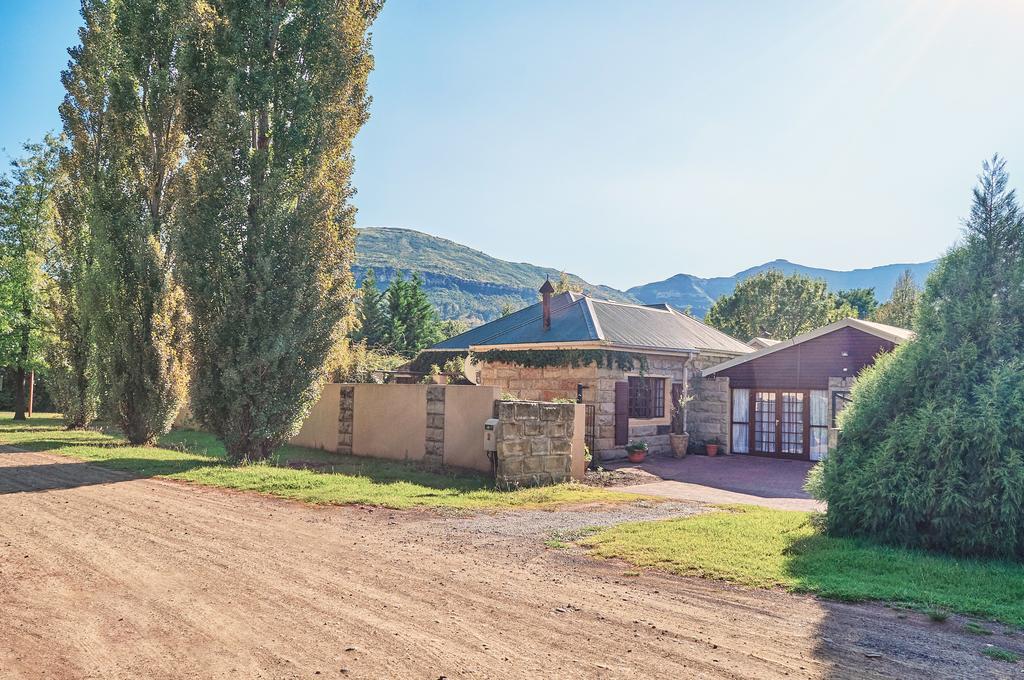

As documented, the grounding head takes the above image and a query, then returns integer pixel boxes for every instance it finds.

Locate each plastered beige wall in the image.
[571,403,586,481]
[442,384,501,472]
[351,384,428,462]
[290,383,341,451]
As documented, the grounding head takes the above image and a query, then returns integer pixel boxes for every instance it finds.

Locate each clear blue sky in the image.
[3,1,1024,289]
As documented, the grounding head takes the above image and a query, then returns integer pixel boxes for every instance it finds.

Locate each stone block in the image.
[523,420,543,436]
[523,455,547,474]
[549,437,572,455]
[498,456,524,476]
[545,457,570,478]
[426,413,445,430]
[498,402,516,420]
[531,438,550,455]
[546,422,567,438]
[540,405,559,422]
[499,439,529,457]
[515,402,540,421]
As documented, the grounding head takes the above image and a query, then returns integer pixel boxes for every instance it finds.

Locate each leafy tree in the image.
[0,142,58,420]
[385,272,442,356]
[819,155,1024,559]
[553,271,582,294]
[43,133,97,428]
[705,270,853,342]
[499,301,516,318]
[177,0,381,461]
[834,287,878,319]
[871,270,920,329]
[353,269,389,348]
[65,0,192,444]
[439,318,469,340]
[329,338,406,384]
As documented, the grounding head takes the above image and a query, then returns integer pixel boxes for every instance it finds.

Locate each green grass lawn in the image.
[583,505,1024,627]
[0,413,637,510]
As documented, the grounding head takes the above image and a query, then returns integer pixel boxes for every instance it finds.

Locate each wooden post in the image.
[27,370,34,418]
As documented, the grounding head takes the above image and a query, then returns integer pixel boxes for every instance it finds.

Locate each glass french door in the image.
[752,390,808,457]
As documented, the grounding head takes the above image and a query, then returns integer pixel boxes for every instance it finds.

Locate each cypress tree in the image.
[385,272,440,356]
[66,0,192,444]
[178,0,381,461]
[820,155,1024,559]
[354,268,388,349]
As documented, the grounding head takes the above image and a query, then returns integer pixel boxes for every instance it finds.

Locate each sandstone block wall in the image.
[476,352,739,461]
[687,352,734,453]
[495,401,576,487]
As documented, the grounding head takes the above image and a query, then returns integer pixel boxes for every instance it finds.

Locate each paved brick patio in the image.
[610,454,824,511]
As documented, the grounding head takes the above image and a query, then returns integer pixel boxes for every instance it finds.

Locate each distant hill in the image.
[627,259,938,317]
[355,227,938,322]
[354,227,635,323]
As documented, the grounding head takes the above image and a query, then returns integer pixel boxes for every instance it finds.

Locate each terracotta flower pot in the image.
[705,444,719,457]
[627,449,647,463]
[669,433,689,458]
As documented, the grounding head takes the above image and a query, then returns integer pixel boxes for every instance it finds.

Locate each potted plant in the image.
[625,440,649,463]
[670,392,694,459]
[704,437,722,457]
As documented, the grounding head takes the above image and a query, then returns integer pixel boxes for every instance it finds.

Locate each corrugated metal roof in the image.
[429,292,750,355]
[430,292,598,350]
[589,300,753,354]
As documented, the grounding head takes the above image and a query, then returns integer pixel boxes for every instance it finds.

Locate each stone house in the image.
[424,282,752,460]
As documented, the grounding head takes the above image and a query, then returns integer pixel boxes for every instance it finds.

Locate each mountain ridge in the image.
[354,227,937,322]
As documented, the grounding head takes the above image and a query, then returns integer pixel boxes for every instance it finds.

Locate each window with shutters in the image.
[627,377,665,419]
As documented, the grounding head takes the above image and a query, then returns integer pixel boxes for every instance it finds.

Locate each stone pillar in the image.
[425,385,445,467]
[494,401,574,487]
[338,385,355,455]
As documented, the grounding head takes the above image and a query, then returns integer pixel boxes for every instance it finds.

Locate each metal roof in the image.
[429,292,751,355]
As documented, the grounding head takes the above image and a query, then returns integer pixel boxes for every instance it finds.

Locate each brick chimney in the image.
[540,277,555,331]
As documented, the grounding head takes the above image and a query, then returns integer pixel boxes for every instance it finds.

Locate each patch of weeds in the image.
[982,646,1020,663]
[965,621,993,636]
[622,570,641,577]
[925,608,949,623]
[544,539,569,550]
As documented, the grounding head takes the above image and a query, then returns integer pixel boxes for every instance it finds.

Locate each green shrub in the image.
[819,156,1024,560]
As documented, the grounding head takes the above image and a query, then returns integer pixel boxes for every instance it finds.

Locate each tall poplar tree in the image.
[178,0,382,461]
[65,0,192,443]
[44,134,98,429]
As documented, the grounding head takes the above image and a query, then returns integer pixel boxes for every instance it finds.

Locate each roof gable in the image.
[702,317,914,376]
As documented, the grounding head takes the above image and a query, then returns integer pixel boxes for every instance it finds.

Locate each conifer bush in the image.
[820,156,1024,559]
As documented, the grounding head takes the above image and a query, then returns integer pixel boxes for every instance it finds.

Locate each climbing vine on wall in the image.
[469,349,648,375]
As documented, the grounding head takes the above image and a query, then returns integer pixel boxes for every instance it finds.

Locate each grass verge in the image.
[582,505,1024,627]
[0,413,639,511]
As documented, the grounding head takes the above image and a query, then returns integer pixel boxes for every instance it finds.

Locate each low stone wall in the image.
[495,401,577,487]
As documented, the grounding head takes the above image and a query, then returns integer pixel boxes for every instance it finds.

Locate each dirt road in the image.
[0,448,1019,679]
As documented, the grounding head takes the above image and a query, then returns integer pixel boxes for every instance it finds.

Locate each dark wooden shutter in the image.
[614,381,629,446]
[671,382,684,407]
